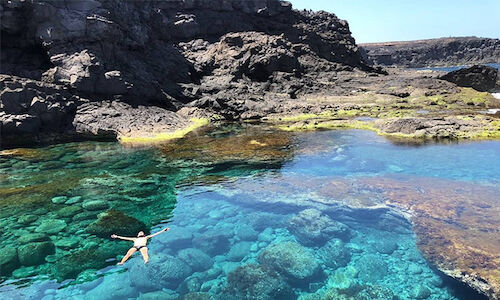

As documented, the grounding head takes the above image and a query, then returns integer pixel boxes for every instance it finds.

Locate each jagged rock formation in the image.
[440,65,499,92]
[361,37,500,67]
[0,0,369,147]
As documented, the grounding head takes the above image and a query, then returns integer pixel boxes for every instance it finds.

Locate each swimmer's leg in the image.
[139,247,149,264]
[117,247,137,265]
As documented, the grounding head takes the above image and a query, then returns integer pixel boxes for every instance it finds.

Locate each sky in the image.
[289,0,500,44]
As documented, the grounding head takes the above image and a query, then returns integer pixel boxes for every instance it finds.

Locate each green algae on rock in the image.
[85,210,149,238]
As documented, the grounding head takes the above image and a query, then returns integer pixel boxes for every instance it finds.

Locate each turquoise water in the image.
[1,125,498,299]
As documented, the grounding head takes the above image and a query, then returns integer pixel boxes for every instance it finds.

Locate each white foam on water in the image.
[492,93,500,100]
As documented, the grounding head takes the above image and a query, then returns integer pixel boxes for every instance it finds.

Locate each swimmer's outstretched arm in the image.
[111,234,135,241]
[146,227,170,239]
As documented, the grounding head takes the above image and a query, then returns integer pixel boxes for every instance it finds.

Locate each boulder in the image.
[235,224,258,241]
[224,264,296,300]
[18,233,49,244]
[17,215,38,225]
[85,272,136,300]
[82,200,109,211]
[35,219,67,234]
[156,226,193,251]
[440,65,498,92]
[56,205,83,218]
[18,241,55,266]
[355,254,388,283]
[130,254,192,291]
[288,208,351,246]
[177,248,213,272]
[85,210,148,238]
[192,229,230,256]
[258,241,322,285]
[53,243,128,280]
[0,246,20,275]
[227,241,253,261]
[317,238,351,269]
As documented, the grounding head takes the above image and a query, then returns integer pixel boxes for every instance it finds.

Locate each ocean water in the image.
[0,125,498,299]
[416,62,500,72]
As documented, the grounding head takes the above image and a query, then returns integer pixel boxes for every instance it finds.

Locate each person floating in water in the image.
[111,227,170,265]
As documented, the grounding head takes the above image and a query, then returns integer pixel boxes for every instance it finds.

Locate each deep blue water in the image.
[0,127,498,299]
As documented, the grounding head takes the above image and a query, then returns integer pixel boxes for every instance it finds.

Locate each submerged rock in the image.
[18,233,49,244]
[288,208,351,246]
[258,241,322,285]
[85,272,136,300]
[53,244,127,280]
[355,254,388,283]
[0,246,20,275]
[82,200,109,211]
[130,254,192,291]
[85,210,147,238]
[227,241,253,261]
[192,230,230,256]
[35,219,67,234]
[317,238,351,269]
[224,264,296,300]
[18,241,55,266]
[177,248,213,272]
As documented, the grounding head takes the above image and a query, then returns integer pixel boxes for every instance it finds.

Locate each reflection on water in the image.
[1,125,498,299]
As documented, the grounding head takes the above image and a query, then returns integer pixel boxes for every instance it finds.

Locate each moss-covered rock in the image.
[35,219,67,234]
[85,209,148,238]
[18,233,49,244]
[53,243,129,280]
[0,246,20,276]
[18,241,55,266]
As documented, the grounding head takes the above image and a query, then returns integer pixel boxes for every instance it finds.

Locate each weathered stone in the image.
[85,210,147,238]
[224,264,295,300]
[258,241,322,285]
[18,233,49,244]
[177,248,213,272]
[317,238,351,269]
[35,219,67,234]
[56,205,83,218]
[82,200,109,211]
[440,65,498,92]
[130,254,192,291]
[18,241,55,266]
[0,246,20,276]
[288,208,351,246]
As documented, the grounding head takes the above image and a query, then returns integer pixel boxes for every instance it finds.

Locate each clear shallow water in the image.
[0,126,498,299]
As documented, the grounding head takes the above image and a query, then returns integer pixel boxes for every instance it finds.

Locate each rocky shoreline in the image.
[361,37,500,68]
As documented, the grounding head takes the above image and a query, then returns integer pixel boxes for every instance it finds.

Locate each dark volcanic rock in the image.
[361,37,500,68]
[0,0,370,147]
[440,65,498,92]
[85,210,148,238]
[18,241,55,266]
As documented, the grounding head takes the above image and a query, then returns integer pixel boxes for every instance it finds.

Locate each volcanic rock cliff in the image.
[0,0,369,146]
[361,37,500,68]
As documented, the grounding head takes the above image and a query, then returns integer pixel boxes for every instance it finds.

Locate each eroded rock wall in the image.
[361,37,500,68]
[0,0,369,146]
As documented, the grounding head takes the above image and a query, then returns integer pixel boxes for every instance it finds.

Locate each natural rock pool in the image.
[0,124,498,299]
